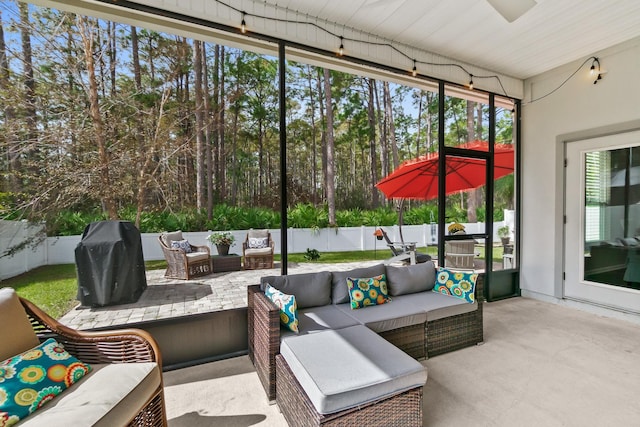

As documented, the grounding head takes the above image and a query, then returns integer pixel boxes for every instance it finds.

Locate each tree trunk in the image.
[0,10,19,193]
[306,65,319,205]
[77,16,117,219]
[322,68,336,225]
[19,3,37,164]
[218,45,226,200]
[367,79,379,208]
[193,40,205,210]
[316,68,327,202]
[203,42,213,218]
[466,101,478,222]
[131,25,147,228]
[383,81,399,169]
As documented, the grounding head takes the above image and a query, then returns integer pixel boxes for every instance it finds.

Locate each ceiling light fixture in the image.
[412,60,417,77]
[468,74,474,90]
[338,36,344,56]
[240,12,247,33]
[590,57,602,84]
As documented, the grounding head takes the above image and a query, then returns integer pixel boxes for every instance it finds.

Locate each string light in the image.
[591,57,602,84]
[523,56,603,105]
[209,0,512,96]
[468,74,474,90]
[240,11,247,33]
[412,60,417,77]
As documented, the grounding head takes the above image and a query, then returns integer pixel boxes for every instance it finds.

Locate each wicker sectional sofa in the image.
[247,260,484,414]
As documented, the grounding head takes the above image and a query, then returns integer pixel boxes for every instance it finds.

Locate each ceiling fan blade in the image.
[486,0,537,22]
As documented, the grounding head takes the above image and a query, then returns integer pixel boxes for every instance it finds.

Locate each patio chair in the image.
[1,287,167,426]
[380,228,431,265]
[445,239,477,269]
[158,230,211,279]
[243,229,275,270]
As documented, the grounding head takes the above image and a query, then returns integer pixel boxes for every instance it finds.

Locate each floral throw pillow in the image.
[264,284,299,333]
[0,338,92,426]
[433,268,478,303]
[170,239,192,253]
[346,274,391,309]
[248,237,268,249]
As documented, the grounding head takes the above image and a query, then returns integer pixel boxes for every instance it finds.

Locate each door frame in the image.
[558,119,640,303]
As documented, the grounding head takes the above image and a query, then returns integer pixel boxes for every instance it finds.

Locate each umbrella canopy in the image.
[376,140,514,200]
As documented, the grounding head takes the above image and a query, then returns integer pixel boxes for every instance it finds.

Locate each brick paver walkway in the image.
[59,261,379,330]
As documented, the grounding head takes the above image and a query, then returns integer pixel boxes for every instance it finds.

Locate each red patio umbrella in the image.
[375,140,514,200]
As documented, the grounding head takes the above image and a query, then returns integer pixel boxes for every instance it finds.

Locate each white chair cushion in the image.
[18,362,160,427]
[185,251,209,262]
[245,247,273,256]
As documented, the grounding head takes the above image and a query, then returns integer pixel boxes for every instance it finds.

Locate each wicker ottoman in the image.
[276,325,427,427]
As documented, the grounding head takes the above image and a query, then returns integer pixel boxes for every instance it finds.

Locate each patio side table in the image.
[211,254,242,272]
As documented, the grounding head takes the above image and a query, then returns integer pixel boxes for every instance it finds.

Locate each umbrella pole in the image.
[398,199,405,244]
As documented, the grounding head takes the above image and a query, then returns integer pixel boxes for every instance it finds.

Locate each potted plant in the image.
[207,232,235,256]
[447,222,466,235]
[498,225,510,246]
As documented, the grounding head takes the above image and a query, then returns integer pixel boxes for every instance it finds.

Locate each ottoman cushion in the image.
[279,325,427,415]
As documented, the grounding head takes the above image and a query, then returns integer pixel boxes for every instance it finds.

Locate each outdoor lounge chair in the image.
[158,230,211,279]
[1,287,167,426]
[380,228,431,265]
[243,229,275,270]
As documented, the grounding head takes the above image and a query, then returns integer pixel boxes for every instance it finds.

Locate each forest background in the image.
[0,1,514,237]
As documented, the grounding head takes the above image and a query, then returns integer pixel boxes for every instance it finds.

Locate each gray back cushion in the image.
[331,264,386,304]
[386,261,437,296]
[261,271,332,309]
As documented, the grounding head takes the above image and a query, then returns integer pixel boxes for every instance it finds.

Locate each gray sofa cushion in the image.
[336,297,427,333]
[280,305,361,339]
[280,325,427,415]
[386,261,437,296]
[331,263,386,304]
[406,291,477,321]
[261,271,332,309]
[19,362,160,427]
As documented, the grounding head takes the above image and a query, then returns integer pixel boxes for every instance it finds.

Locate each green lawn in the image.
[2,246,503,320]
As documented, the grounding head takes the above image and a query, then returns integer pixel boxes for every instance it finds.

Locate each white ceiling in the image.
[260,0,640,80]
[30,0,640,98]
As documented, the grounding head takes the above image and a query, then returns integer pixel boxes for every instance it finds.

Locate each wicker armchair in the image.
[159,231,211,279]
[5,289,167,426]
[445,239,477,269]
[243,229,275,270]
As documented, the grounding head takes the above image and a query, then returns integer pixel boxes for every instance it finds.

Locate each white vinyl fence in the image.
[1,218,512,281]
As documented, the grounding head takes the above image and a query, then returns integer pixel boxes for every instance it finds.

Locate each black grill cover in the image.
[75,221,147,307]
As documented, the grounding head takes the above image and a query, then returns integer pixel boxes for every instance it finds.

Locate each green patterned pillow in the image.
[346,274,391,309]
[0,338,92,426]
[264,284,299,333]
[433,268,478,303]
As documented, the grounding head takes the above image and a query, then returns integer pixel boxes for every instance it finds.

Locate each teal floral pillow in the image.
[346,274,391,309]
[433,268,478,303]
[0,338,92,426]
[264,284,299,333]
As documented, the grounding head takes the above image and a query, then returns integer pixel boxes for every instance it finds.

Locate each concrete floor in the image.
[163,296,640,427]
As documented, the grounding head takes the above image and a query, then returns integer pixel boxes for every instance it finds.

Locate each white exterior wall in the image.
[521,37,640,320]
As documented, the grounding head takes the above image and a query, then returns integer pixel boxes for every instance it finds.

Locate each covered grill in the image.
[75,221,147,307]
